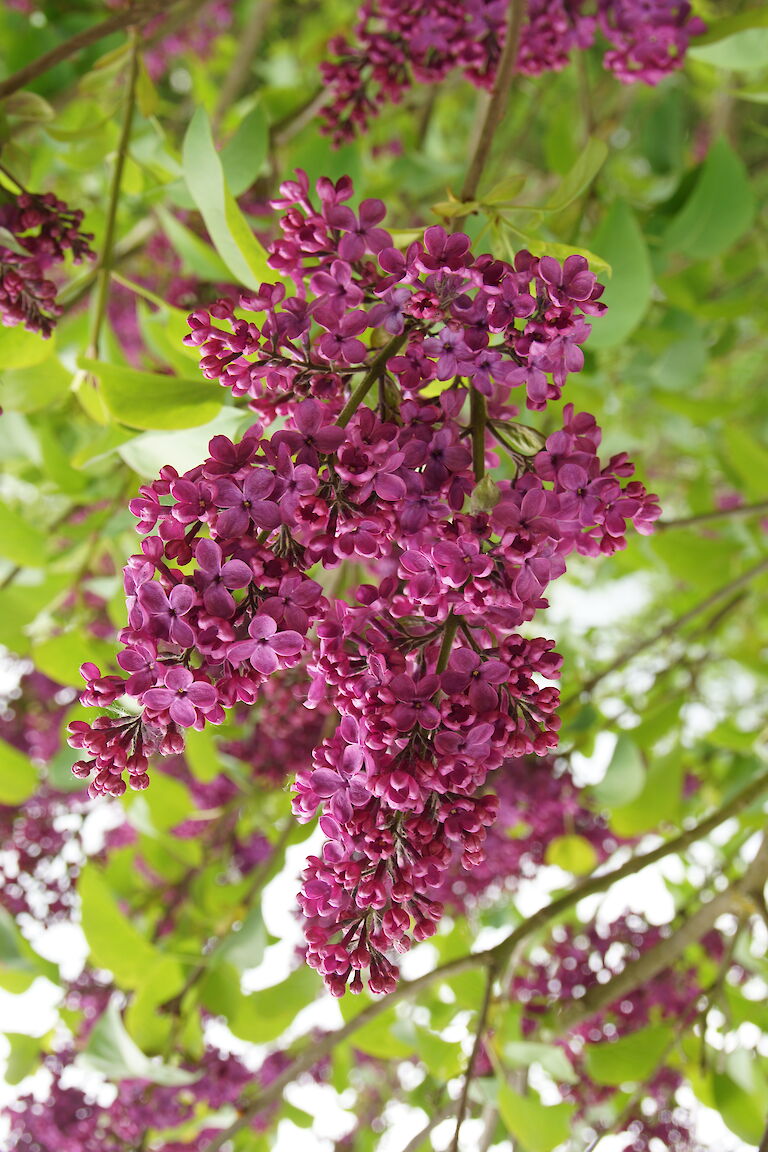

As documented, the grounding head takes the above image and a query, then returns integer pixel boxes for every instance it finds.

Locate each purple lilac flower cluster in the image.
[0,670,85,923]
[71,171,660,995]
[0,191,94,337]
[7,1042,291,1151]
[0,790,86,924]
[513,915,723,1152]
[104,0,234,80]
[320,0,705,143]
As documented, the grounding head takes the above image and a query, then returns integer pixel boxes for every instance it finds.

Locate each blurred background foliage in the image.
[1,1,768,1150]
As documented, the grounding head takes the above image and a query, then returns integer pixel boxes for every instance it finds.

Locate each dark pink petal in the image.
[169,584,196,613]
[312,768,343,797]
[228,639,256,664]
[186,682,217,708]
[270,630,304,656]
[250,645,279,675]
[243,468,276,502]
[248,614,278,641]
[165,665,193,691]
[169,697,197,727]
[220,559,253,588]
[195,537,221,574]
[143,687,172,710]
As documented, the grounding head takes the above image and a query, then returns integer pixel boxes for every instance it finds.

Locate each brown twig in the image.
[561,555,768,708]
[86,28,140,361]
[449,964,497,1152]
[0,0,167,100]
[461,0,527,201]
[656,499,768,531]
[557,833,768,1030]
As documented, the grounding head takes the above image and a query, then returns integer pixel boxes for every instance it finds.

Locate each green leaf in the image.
[610,750,684,838]
[494,421,546,456]
[0,908,58,993]
[663,137,755,260]
[220,101,270,196]
[79,865,162,989]
[118,409,245,477]
[156,206,233,283]
[0,324,55,369]
[498,1083,574,1152]
[545,137,608,214]
[0,739,38,804]
[3,91,54,121]
[1,358,71,413]
[78,1000,198,1085]
[33,630,117,688]
[125,956,187,1053]
[503,1041,578,1085]
[590,200,653,349]
[545,834,599,875]
[480,175,527,205]
[337,992,415,1060]
[689,28,768,72]
[78,357,221,430]
[712,1072,766,1144]
[584,1024,673,1086]
[182,107,275,290]
[4,1032,43,1084]
[202,964,321,1044]
[0,501,48,568]
[591,735,646,810]
[694,9,768,45]
[723,426,768,501]
[213,907,267,973]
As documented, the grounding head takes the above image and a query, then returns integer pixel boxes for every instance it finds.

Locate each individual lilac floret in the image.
[142,666,218,728]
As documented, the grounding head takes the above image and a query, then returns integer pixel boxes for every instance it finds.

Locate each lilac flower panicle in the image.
[71,171,660,996]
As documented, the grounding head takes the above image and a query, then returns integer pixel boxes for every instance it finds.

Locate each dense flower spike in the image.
[0,190,94,336]
[319,0,705,142]
[71,172,659,994]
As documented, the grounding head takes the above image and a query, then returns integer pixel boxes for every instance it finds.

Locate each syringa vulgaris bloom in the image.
[72,172,660,994]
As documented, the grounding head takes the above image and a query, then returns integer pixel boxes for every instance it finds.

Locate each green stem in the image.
[336,334,408,428]
[436,612,460,674]
[86,30,140,361]
[460,0,527,202]
[0,162,25,193]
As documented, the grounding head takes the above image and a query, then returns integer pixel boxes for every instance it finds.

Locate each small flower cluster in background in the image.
[0,190,94,336]
[320,0,705,142]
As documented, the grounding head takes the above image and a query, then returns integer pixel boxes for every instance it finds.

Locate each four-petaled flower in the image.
[194,538,253,618]
[228,614,305,674]
[143,666,217,727]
